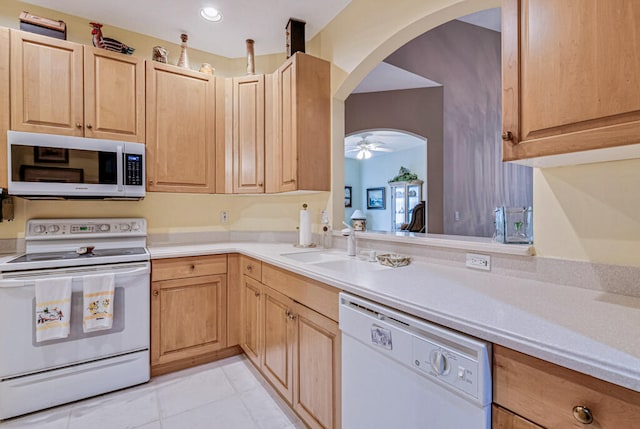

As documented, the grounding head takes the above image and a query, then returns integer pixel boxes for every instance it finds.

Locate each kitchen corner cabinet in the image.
[230,75,265,193]
[10,30,144,141]
[151,255,228,376]
[0,28,9,189]
[240,262,341,429]
[146,62,216,193]
[268,52,330,192]
[493,344,640,428]
[502,0,640,165]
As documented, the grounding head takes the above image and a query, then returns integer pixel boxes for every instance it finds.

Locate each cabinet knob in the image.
[75,123,82,129]
[254,291,260,297]
[285,309,296,321]
[502,131,514,141]
[148,180,154,186]
[572,405,593,424]
[246,265,253,271]
[190,264,195,270]
[258,182,263,187]
[86,124,93,129]
[153,290,159,297]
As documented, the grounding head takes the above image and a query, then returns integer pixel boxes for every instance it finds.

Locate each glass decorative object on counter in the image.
[495,206,533,244]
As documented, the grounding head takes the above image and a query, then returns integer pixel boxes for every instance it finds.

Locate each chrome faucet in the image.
[342,222,356,256]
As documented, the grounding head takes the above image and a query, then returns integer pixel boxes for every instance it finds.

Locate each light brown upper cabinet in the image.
[267,52,330,192]
[10,30,144,142]
[0,28,9,189]
[146,62,216,193]
[502,0,640,166]
[230,75,265,193]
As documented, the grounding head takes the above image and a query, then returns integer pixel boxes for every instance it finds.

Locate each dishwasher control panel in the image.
[412,335,480,399]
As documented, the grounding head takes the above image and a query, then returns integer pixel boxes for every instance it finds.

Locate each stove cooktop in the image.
[8,247,148,264]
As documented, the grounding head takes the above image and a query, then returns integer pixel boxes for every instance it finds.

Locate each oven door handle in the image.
[0,263,150,287]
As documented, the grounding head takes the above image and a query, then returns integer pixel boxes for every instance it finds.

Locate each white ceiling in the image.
[345,131,425,160]
[21,0,352,58]
[352,62,441,94]
[457,7,501,32]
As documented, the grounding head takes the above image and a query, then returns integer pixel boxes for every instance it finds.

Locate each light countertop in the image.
[152,242,640,392]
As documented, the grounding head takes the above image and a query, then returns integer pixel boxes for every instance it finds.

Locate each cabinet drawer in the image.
[152,255,227,281]
[241,256,262,281]
[493,345,640,428]
[261,263,339,322]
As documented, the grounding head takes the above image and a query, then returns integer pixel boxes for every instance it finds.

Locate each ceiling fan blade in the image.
[371,147,392,152]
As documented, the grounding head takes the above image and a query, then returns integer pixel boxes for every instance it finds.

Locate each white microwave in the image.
[7,131,145,200]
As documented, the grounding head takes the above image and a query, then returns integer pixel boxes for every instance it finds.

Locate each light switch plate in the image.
[466,253,490,271]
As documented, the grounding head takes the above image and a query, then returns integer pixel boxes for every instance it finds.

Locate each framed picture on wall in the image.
[344,186,352,207]
[366,187,385,209]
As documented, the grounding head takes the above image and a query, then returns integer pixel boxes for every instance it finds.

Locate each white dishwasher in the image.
[339,293,492,429]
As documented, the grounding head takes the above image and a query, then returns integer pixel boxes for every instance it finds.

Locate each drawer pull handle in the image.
[153,290,159,297]
[190,264,195,270]
[573,405,593,424]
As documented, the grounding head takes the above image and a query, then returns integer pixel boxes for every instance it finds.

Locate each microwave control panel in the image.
[124,154,143,186]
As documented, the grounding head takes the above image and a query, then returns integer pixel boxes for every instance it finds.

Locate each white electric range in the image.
[0,218,151,420]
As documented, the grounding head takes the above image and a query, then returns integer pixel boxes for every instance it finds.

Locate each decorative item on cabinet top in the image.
[246,39,255,75]
[388,166,418,183]
[285,18,305,58]
[90,22,134,55]
[177,33,190,68]
[152,46,168,63]
[199,63,214,75]
[19,11,66,40]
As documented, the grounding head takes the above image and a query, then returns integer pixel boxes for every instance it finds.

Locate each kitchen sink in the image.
[280,250,389,272]
[279,250,349,263]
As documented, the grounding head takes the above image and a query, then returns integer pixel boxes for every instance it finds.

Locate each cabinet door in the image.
[146,62,215,192]
[151,274,227,366]
[0,28,9,188]
[277,59,298,192]
[502,0,640,162]
[240,275,262,368]
[273,53,331,192]
[84,46,145,142]
[232,75,265,193]
[492,405,542,429]
[262,285,295,403]
[293,303,341,429]
[10,30,83,136]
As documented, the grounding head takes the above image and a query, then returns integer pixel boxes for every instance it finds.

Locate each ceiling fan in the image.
[345,133,392,159]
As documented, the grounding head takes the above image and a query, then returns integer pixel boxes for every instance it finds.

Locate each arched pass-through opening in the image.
[329,0,501,228]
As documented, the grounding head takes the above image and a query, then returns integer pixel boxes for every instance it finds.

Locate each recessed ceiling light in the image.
[200,7,222,22]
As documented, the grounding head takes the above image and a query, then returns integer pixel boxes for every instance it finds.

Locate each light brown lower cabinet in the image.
[151,255,230,376]
[492,405,542,429]
[240,263,341,429]
[493,344,640,428]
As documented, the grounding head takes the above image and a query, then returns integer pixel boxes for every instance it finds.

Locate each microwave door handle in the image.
[117,144,124,192]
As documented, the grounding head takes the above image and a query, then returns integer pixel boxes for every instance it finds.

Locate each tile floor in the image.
[0,355,306,429]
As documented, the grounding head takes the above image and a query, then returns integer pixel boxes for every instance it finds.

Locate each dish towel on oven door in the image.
[35,277,72,342]
[82,273,115,333]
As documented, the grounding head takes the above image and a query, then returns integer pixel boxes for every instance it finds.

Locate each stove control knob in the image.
[34,225,46,234]
[430,350,450,376]
[98,224,110,232]
[120,223,131,232]
[47,225,60,233]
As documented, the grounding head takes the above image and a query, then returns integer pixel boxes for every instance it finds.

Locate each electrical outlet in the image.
[455,211,460,221]
[220,211,229,224]
[466,253,490,271]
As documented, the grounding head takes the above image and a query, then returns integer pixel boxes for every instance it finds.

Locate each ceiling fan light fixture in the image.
[201,7,223,22]
[356,149,365,160]
[364,148,372,159]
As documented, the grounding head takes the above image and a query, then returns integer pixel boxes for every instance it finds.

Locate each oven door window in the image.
[11,144,117,185]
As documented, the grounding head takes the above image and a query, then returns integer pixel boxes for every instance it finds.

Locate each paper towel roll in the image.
[299,208,312,246]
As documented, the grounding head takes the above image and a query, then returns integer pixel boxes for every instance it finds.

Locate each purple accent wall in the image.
[386,19,532,237]
[345,87,444,233]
